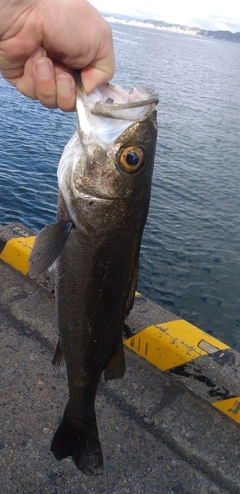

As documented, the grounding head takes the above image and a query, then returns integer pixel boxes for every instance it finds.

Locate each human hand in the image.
[0,0,114,111]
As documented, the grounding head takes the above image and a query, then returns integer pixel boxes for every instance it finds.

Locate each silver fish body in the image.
[29,82,158,475]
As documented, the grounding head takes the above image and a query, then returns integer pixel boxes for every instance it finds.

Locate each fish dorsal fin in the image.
[52,339,65,366]
[28,221,72,278]
[125,258,139,317]
[104,338,125,381]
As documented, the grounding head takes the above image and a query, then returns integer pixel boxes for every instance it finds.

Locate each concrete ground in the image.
[1,259,240,494]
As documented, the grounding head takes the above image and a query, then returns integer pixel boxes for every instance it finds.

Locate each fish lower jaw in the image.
[74,192,114,202]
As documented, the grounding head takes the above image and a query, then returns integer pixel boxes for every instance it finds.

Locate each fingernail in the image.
[35,59,52,80]
[32,47,46,61]
[56,74,75,96]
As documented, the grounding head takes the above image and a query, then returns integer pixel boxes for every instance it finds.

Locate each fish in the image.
[28,79,158,475]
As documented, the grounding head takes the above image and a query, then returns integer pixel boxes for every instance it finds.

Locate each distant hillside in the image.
[143,18,240,42]
[103,12,240,43]
[144,19,200,31]
[197,30,240,42]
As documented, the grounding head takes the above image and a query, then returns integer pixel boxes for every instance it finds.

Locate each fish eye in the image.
[118,146,145,174]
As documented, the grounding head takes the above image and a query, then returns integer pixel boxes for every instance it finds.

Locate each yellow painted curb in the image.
[212,397,240,424]
[0,236,35,275]
[124,319,229,371]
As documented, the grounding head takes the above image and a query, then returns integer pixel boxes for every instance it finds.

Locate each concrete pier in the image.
[1,223,240,494]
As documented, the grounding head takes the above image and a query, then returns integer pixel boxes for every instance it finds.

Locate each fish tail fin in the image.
[51,411,103,475]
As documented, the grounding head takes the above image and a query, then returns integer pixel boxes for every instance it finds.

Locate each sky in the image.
[91,0,240,32]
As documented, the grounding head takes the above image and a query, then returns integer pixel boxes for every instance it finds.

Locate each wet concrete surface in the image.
[1,260,240,494]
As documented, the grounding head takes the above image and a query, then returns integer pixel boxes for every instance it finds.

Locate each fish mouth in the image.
[76,82,159,146]
[90,92,159,120]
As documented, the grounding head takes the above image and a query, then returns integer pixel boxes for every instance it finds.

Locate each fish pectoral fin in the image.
[104,338,126,381]
[28,221,73,278]
[52,339,65,366]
